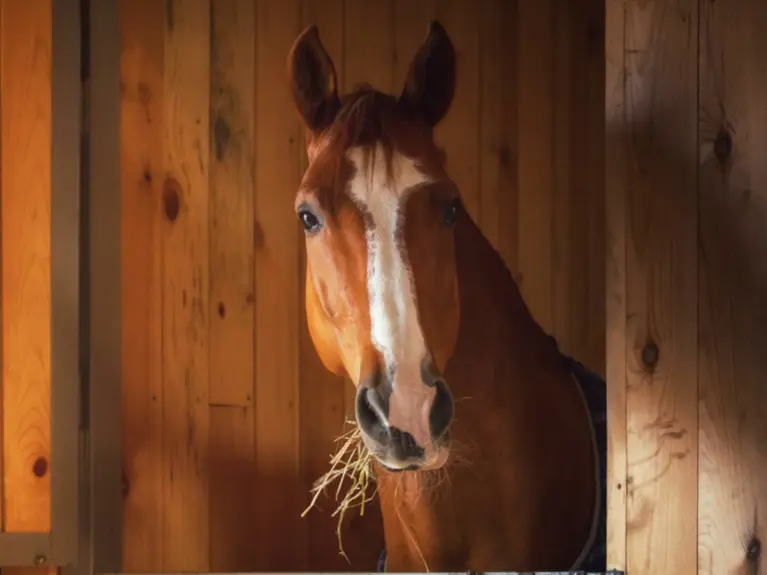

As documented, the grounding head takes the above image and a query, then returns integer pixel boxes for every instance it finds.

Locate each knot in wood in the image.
[641,342,659,369]
[713,129,732,164]
[32,456,48,478]
[746,536,761,562]
[163,177,182,222]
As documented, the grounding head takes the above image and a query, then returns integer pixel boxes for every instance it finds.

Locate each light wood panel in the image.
[1,0,53,538]
[698,0,767,573]
[0,2,55,575]
[622,1,699,574]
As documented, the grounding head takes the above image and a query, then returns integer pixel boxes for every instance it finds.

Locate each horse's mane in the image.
[329,83,402,151]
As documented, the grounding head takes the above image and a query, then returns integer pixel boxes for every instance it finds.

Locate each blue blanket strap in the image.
[375,356,615,574]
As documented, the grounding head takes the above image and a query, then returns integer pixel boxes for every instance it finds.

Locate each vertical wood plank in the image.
[623,2,698,574]
[341,0,394,424]
[478,0,517,270]
[209,0,255,408]
[517,0,554,333]
[119,0,164,569]
[253,0,305,569]
[1,0,52,536]
[161,0,210,570]
[698,0,767,573]
[392,0,437,90]
[551,2,574,355]
[555,0,606,377]
[208,0,256,569]
[434,0,480,224]
[604,0,627,570]
[208,406,257,570]
[583,0,606,378]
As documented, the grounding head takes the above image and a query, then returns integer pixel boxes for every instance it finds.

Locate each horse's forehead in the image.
[345,145,432,220]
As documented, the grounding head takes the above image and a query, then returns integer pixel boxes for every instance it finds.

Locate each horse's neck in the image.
[450,215,560,385]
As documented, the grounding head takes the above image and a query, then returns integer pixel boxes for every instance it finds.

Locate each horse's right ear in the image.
[287,25,341,135]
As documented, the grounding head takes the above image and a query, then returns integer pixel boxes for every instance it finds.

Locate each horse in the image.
[286,21,607,572]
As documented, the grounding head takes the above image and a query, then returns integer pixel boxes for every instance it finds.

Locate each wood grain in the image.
[1,0,52,534]
[209,0,255,409]
[207,0,256,568]
[478,0,517,270]
[1,3,55,575]
[604,0,627,570]
[622,1,698,574]
[160,0,210,570]
[516,0,554,334]
[698,0,767,573]
[253,0,305,568]
[209,406,257,570]
[119,0,164,569]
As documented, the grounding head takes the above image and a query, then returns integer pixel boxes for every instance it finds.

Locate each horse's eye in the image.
[443,198,461,227]
[298,208,322,233]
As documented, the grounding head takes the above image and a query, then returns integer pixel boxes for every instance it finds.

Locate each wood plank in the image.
[698,0,767,573]
[478,0,517,270]
[0,0,3,540]
[209,0,255,408]
[551,2,574,357]
[296,1,383,570]
[433,0,480,224]
[554,0,606,376]
[392,0,437,90]
[253,0,305,569]
[119,0,164,569]
[516,0,554,333]
[604,0,626,570]
[209,406,257,570]
[1,0,53,535]
[160,0,210,570]
[622,2,698,574]
[207,1,256,568]
[1,3,55,575]
[583,0,606,378]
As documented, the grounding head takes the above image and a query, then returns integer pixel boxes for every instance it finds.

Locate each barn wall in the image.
[118,0,604,572]
[606,0,767,573]
[0,1,56,575]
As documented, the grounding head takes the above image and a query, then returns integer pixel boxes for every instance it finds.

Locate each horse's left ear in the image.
[287,25,341,135]
[398,21,456,128]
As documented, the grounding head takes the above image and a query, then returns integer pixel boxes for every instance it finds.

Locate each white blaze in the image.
[346,144,435,447]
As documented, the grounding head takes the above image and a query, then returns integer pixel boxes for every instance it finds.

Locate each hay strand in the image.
[302,420,377,561]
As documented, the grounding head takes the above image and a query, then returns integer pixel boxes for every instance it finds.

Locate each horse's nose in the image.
[355,368,454,460]
[356,384,425,460]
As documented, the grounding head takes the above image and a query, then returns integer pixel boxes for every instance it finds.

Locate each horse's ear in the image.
[288,25,340,134]
[398,21,456,128]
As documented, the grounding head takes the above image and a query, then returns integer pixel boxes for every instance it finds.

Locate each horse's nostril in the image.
[355,386,389,441]
[429,379,454,439]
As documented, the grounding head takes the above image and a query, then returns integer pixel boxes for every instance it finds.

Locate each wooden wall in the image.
[606,0,767,574]
[0,2,55,575]
[118,0,604,572]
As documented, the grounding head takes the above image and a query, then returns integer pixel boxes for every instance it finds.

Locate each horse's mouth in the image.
[381,462,420,473]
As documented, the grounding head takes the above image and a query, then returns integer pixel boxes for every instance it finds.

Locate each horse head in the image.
[287,22,462,473]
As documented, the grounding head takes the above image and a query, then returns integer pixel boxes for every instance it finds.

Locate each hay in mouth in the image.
[301,419,378,562]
